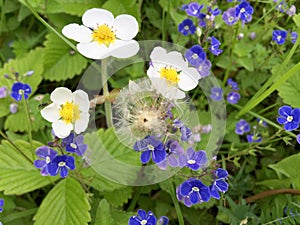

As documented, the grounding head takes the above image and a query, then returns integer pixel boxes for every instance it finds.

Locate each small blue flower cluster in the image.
[210,78,241,104]
[176,168,229,207]
[272,30,298,45]
[235,119,265,143]
[275,1,296,16]
[128,209,169,225]
[34,132,88,178]
[222,1,254,26]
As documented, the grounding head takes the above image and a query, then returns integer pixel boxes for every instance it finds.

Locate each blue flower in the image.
[227,91,240,104]
[291,31,298,44]
[227,78,239,90]
[235,119,250,135]
[247,133,262,143]
[179,148,207,170]
[209,36,223,56]
[272,30,287,44]
[10,82,32,101]
[34,146,58,176]
[286,5,296,16]
[0,199,4,213]
[198,13,207,27]
[178,18,196,36]
[128,209,157,225]
[180,125,192,141]
[210,87,223,101]
[176,185,193,207]
[134,136,166,164]
[185,45,206,67]
[185,2,203,17]
[210,168,229,199]
[276,1,287,12]
[62,133,88,156]
[208,6,222,17]
[277,105,300,131]
[47,155,75,178]
[235,1,254,23]
[157,140,184,170]
[158,216,169,225]
[222,7,238,26]
[197,59,211,78]
[179,178,211,204]
[297,134,300,144]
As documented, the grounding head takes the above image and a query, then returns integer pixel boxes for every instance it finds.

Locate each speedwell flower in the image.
[272,30,287,44]
[41,87,90,138]
[34,146,58,176]
[277,105,300,131]
[178,18,196,36]
[62,8,139,59]
[0,199,3,213]
[62,133,88,156]
[128,209,157,225]
[235,119,250,135]
[210,168,229,199]
[10,82,32,101]
[47,155,75,178]
[147,46,201,99]
[227,91,240,104]
[179,148,207,170]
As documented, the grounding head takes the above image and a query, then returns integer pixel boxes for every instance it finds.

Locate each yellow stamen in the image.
[92,24,116,46]
[59,102,80,124]
[160,67,180,83]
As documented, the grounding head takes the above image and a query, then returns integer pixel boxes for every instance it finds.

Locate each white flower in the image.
[147,47,201,99]
[62,8,139,60]
[41,87,90,138]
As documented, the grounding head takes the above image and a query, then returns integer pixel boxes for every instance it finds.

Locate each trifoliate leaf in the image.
[43,33,88,81]
[0,140,58,195]
[33,178,91,225]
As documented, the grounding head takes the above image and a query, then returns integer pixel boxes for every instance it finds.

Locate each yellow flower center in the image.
[92,24,116,46]
[160,67,180,83]
[59,102,80,124]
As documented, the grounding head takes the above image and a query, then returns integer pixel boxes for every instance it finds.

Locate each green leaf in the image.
[94,199,114,225]
[57,0,104,16]
[43,33,88,81]
[0,97,11,118]
[293,13,300,27]
[0,47,44,94]
[33,178,91,225]
[277,72,300,108]
[103,186,133,207]
[111,209,135,225]
[237,57,254,71]
[0,140,58,195]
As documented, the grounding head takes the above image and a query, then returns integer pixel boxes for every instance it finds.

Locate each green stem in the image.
[166,179,184,225]
[22,96,35,159]
[127,187,142,212]
[101,58,113,127]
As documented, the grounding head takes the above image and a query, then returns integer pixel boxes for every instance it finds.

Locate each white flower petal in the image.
[150,77,185,100]
[166,51,188,70]
[75,112,90,134]
[77,42,110,59]
[82,8,114,29]
[146,65,160,78]
[50,87,73,105]
[178,69,199,91]
[113,14,138,40]
[40,103,60,122]
[62,24,93,43]
[150,46,167,60]
[110,40,139,58]
[73,90,90,112]
[52,120,73,138]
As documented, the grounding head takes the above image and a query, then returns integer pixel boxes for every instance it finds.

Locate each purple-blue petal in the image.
[34,160,46,169]
[180,181,192,196]
[60,167,69,178]
[284,122,299,131]
[141,151,151,164]
[215,168,228,179]
[199,186,211,202]
[189,191,200,204]
[215,179,229,193]
[128,217,141,225]
[66,156,75,170]
[152,149,166,164]
[137,209,147,219]
[210,184,221,199]
[278,105,292,117]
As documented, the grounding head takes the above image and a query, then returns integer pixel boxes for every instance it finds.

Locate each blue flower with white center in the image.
[179,148,207,170]
[209,36,223,56]
[62,133,88,156]
[247,133,262,143]
[210,168,229,199]
[128,209,157,225]
[10,82,32,101]
[277,105,300,131]
[134,136,166,164]
[235,119,250,135]
[47,155,75,178]
[222,7,238,26]
[34,146,58,176]
[185,45,206,67]
[179,178,211,204]
[227,78,239,90]
[178,18,196,36]
[0,199,4,213]
[235,1,254,23]
[227,91,240,104]
[158,216,169,225]
[197,59,211,78]
[185,2,203,17]
[157,140,184,170]
[272,30,287,44]
[291,31,298,44]
[210,87,223,101]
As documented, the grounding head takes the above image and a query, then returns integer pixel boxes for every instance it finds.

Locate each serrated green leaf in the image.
[43,33,88,81]
[34,178,91,225]
[0,97,10,118]
[57,0,103,16]
[103,186,133,207]
[111,209,135,225]
[0,47,43,94]
[94,199,114,225]
[293,13,300,27]
[0,140,58,195]
[277,72,300,108]
[237,57,254,71]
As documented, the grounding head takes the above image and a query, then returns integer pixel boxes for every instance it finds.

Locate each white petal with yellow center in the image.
[51,87,73,105]
[110,40,140,58]
[62,24,93,43]
[82,8,114,29]
[73,90,90,112]
[77,42,111,60]
[113,15,139,40]
[52,120,73,138]
[40,103,60,123]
